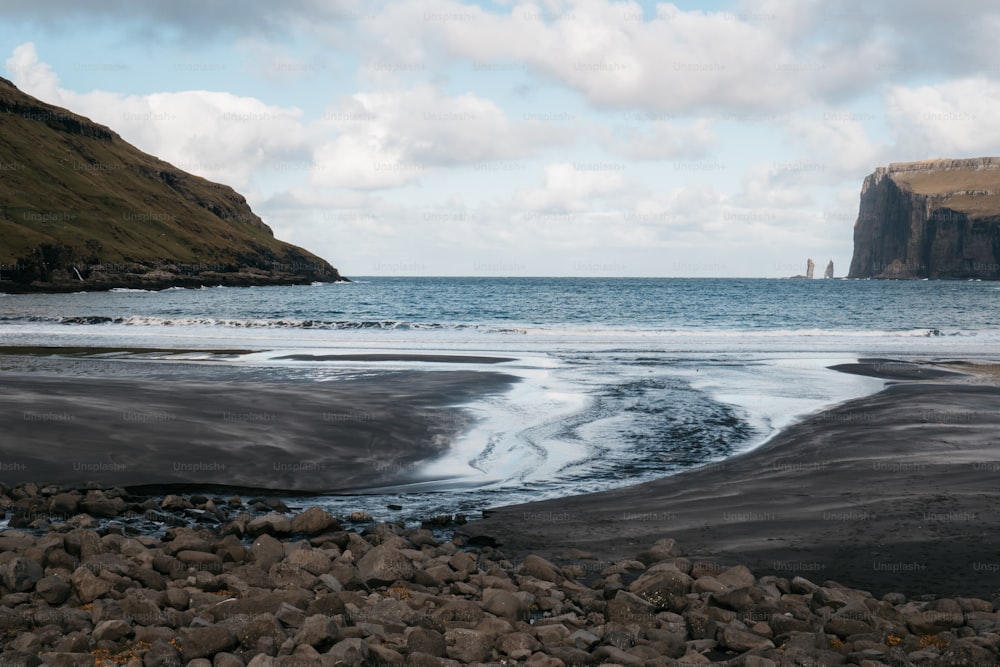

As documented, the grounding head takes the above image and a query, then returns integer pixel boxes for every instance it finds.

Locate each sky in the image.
[3,0,1000,278]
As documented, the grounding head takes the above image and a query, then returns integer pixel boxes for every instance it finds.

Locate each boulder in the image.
[36,574,71,604]
[293,614,340,651]
[179,625,238,660]
[445,628,493,663]
[2,556,43,592]
[521,554,562,582]
[291,507,340,535]
[249,534,285,571]
[69,566,110,603]
[324,638,369,665]
[720,626,775,652]
[628,568,692,607]
[93,619,133,643]
[482,589,525,622]
[357,544,414,586]
[407,627,447,657]
[635,538,683,565]
[247,512,292,537]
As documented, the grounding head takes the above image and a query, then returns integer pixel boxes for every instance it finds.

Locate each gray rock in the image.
[293,614,340,651]
[482,589,525,622]
[92,619,133,642]
[37,654,95,667]
[2,556,43,592]
[249,534,285,571]
[628,568,692,607]
[35,574,72,605]
[720,626,774,652]
[635,537,683,565]
[49,492,80,516]
[607,590,657,627]
[69,566,111,603]
[568,629,600,650]
[357,544,414,586]
[79,490,126,518]
[179,626,238,660]
[495,632,541,660]
[323,638,369,665]
[275,602,307,628]
[445,628,493,663]
[236,613,286,650]
[213,653,245,667]
[247,512,292,537]
[408,627,447,657]
[285,549,331,576]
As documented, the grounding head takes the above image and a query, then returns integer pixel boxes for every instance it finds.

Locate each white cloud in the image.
[513,162,628,211]
[885,79,1000,159]
[310,85,571,189]
[5,42,311,191]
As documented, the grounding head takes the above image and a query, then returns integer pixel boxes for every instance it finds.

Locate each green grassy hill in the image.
[0,77,344,292]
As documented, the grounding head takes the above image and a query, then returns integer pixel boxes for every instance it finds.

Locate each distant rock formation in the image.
[0,76,345,292]
[848,158,1000,279]
[824,260,834,279]
[806,258,815,279]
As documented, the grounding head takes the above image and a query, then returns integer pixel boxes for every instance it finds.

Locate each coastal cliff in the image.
[848,158,1000,279]
[0,77,344,292]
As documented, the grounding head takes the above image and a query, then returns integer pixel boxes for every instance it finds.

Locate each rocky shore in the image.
[2,485,1000,667]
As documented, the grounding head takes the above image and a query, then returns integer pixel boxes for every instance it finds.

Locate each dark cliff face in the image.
[0,77,345,292]
[848,159,1000,279]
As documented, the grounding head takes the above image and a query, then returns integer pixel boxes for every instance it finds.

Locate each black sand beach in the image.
[463,363,1000,599]
[0,355,517,492]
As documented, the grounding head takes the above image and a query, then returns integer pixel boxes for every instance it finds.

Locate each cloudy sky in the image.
[3,0,999,277]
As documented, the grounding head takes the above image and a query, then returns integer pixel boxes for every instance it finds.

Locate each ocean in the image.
[2,277,998,524]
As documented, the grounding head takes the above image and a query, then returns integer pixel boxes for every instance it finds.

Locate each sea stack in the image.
[824,260,834,279]
[805,258,815,279]
[848,158,1000,279]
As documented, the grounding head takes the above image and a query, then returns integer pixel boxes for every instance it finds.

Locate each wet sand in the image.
[0,368,516,493]
[462,361,1000,598]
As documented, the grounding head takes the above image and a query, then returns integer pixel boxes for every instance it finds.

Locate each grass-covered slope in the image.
[0,77,343,292]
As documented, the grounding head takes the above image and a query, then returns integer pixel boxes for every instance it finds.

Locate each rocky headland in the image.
[2,483,1000,667]
[848,158,1000,279]
[0,77,344,293]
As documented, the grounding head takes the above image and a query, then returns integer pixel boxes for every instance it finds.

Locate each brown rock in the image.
[2,556,43,592]
[407,627,447,657]
[521,554,563,582]
[93,619,133,642]
[249,534,285,571]
[444,628,493,663]
[496,631,541,659]
[37,654,95,667]
[290,507,340,535]
[179,625,238,660]
[236,612,286,650]
[720,625,775,652]
[292,614,340,651]
[482,589,526,622]
[285,549,331,576]
[69,566,110,603]
[324,638,369,665]
[628,568,692,607]
[606,590,657,627]
[357,544,414,586]
[635,537,683,565]
[36,574,71,604]
[247,512,292,537]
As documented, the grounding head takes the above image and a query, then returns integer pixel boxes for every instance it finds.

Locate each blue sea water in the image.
[2,277,999,522]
